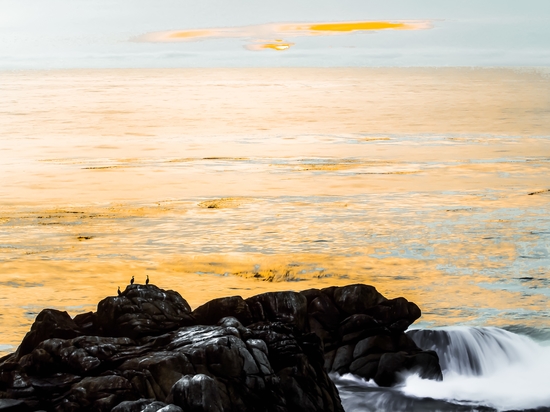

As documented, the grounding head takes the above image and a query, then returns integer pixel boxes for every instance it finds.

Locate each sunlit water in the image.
[1,68,549,410]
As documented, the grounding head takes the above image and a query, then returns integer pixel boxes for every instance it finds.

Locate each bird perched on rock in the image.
[117,286,122,296]
[146,275,149,285]
[130,276,134,285]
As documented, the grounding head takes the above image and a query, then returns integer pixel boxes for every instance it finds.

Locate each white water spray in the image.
[403,327,550,411]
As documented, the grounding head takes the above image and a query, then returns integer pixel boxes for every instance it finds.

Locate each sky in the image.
[0,0,549,68]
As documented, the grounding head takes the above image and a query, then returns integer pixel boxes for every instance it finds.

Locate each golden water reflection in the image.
[1,68,549,356]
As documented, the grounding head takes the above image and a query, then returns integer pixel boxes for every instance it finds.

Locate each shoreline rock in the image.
[0,283,441,411]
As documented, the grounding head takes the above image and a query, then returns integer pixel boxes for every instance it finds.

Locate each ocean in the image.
[1,67,549,410]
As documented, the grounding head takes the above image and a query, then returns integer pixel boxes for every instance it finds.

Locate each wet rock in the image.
[308,293,341,331]
[365,297,421,332]
[96,285,195,339]
[192,296,253,326]
[331,344,355,374]
[339,314,380,337]
[349,354,381,378]
[0,282,442,410]
[375,352,409,387]
[167,374,225,412]
[16,310,81,359]
[375,350,443,387]
[295,285,439,387]
[246,292,308,331]
[406,351,443,381]
[338,314,384,344]
[111,398,183,412]
[354,335,396,358]
[0,399,31,412]
[332,284,387,316]
[73,312,97,335]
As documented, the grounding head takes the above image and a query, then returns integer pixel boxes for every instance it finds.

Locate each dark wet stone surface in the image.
[0,283,440,411]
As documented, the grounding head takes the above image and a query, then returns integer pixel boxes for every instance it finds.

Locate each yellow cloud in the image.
[135,20,432,51]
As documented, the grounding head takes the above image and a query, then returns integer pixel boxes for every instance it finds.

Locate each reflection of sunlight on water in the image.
[1,187,549,354]
[1,68,549,356]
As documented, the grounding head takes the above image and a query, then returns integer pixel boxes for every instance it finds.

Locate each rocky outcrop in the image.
[0,283,441,411]
[96,285,195,339]
[299,285,441,385]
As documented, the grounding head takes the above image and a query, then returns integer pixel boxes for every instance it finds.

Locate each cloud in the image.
[134,20,432,51]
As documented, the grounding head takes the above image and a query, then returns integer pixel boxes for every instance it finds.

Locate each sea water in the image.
[1,68,549,411]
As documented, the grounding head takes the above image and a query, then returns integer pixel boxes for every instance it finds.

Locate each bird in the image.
[117,286,122,296]
[146,275,149,285]
[130,276,134,285]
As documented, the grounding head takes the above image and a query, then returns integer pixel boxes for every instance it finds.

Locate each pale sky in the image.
[0,0,549,68]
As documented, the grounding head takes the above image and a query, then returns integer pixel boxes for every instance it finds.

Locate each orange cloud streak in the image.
[135,20,432,51]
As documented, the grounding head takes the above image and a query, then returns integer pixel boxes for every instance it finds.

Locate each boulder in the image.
[246,292,308,331]
[307,293,341,331]
[192,296,253,326]
[96,285,195,339]
[332,284,387,316]
[16,309,82,359]
[166,374,225,412]
[374,350,443,387]
[298,285,441,387]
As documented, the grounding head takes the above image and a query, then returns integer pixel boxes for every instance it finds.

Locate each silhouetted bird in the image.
[130,276,134,285]
[146,275,149,285]
[117,286,121,296]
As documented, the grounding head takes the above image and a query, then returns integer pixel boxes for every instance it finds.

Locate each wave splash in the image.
[335,327,550,411]
[401,327,550,411]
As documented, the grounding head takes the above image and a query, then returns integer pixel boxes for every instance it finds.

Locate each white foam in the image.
[402,327,550,411]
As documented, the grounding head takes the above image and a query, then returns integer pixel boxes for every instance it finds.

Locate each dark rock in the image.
[111,398,183,412]
[0,399,31,412]
[157,406,184,412]
[0,283,441,410]
[349,353,381,379]
[395,333,421,352]
[375,351,409,387]
[365,297,421,331]
[96,285,194,339]
[73,312,97,335]
[192,296,253,326]
[320,286,338,302]
[406,351,443,381]
[374,350,443,387]
[307,316,332,349]
[16,310,81,359]
[167,374,225,412]
[299,288,325,305]
[246,291,308,331]
[332,284,387,316]
[353,335,396,358]
[339,314,380,336]
[308,294,341,331]
[331,344,354,374]
[338,314,384,344]
[65,375,134,410]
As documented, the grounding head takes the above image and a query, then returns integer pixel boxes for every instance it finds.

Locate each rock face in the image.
[0,283,441,411]
[300,285,441,385]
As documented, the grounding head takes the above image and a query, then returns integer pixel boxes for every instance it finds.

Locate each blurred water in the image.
[336,327,550,411]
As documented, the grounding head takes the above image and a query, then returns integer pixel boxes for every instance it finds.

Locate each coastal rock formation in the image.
[0,283,441,411]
